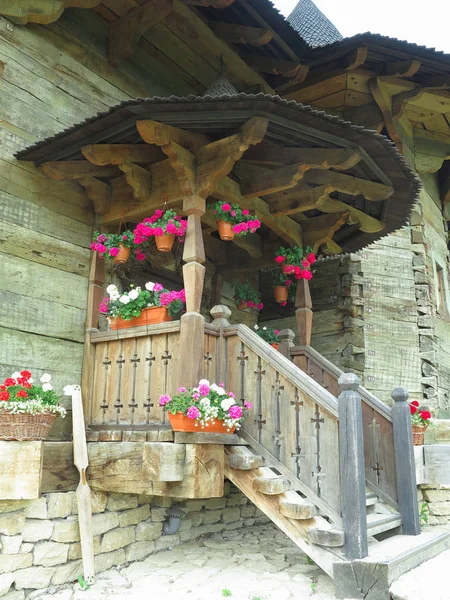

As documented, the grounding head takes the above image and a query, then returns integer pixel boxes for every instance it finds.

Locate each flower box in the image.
[168,412,236,434]
[109,306,171,330]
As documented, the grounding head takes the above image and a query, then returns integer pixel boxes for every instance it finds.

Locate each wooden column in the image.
[179,195,206,388]
[278,329,295,359]
[295,278,313,346]
[338,373,368,560]
[210,305,231,386]
[391,387,421,535]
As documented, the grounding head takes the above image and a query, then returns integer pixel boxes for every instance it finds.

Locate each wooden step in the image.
[227,447,264,470]
[253,467,290,495]
[307,516,345,548]
[366,513,402,536]
[365,492,378,507]
[279,490,316,520]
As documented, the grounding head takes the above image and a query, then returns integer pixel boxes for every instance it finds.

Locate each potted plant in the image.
[253,325,280,349]
[0,371,67,441]
[275,245,315,280]
[160,379,251,433]
[273,271,293,304]
[133,209,187,252]
[91,231,136,264]
[100,282,186,330]
[410,401,432,445]
[233,281,263,311]
[212,201,261,241]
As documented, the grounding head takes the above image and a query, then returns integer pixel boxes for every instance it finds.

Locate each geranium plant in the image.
[0,371,66,417]
[275,245,315,280]
[100,282,186,320]
[213,201,261,236]
[160,379,251,432]
[233,281,263,310]
[133,209,187,244]
[91,231,135,259]
[253,324,280,344]
[410,401,432,427]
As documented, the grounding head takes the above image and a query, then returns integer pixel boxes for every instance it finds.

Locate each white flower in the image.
[63,385,74,396]
[135,287,141,294]
[145,282,155,291]
[42,383,53,392]
[221,398,236,411]
[11,372,21,379]
[198,379,210,387]
[200,398,210,407]
[128,289,139,301]
[263,327,267,331]
[40,373,52,384]
[28,378,33,383]
[254,324,259,330]
[107,284,118,296]
[210,383,226,396]
[119,295,131,304]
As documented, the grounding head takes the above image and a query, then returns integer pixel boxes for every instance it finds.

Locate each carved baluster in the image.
[210,305,231,385]
[254,355,266,442]
[291,389,304,476]
[278,329,295,359]
[295,278,313,346]
[272,374,284,460]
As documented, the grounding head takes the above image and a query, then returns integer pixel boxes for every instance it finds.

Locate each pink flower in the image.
[96,244,107,255]
[280,301,287,307]
[99,297,110,314]
[231,210,237,217]
[294,266,301,275]
[242,209,249,216]
[221,203,231,212]
[178,387,187,393]
[109,247,119,257]
[187,406,200,419]
[97,234,107,243]
[244,402,252,410]
[90,242,98,251]
[154,209,163,218]
[228,392,236,398]
[274,330,280,335]
[166,222,178,235]
[153,283,164,292]
[135,251,146,261]
[248,301,255,308]
[192,392,200,400]
[159,394,171,406]
[304,270,313,280]
[229,405,243,419]
[275,256,285,263]
[285,265,295,274]
[199,383,210,396]
[302,259,309,267]
[219,383,225,387]
[154,227,164,236]
[307,253,316,264]
[122,235,128,241]
[257,303,263,310]
[285,279,292,287]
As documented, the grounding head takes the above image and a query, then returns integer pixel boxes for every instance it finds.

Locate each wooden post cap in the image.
[391,387,409,403]
[279,329,295,342]
[338,372,360,391]
[210,305,231,321]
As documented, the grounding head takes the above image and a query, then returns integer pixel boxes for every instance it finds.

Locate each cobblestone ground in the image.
[29,524,335,600]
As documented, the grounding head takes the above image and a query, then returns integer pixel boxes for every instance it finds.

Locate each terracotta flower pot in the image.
[113,244,130,264]
[270,343,279,350]
[274,286,288,303]
[412,424,427,446]
[236,301,247,310]
[168,412,236,433]
[217,220,235,241]
[281,263,294,275]
[155,234,175,252]
[110,306,171,330]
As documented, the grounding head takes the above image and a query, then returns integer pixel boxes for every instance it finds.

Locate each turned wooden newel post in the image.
[338,373,368,560]
[278,329,295,359]
[179,195,206,388]
[391,387,420,535]
[210,305,231,386]
[295,278,313,346]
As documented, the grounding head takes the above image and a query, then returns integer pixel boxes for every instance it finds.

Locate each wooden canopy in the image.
[17,92,420,258]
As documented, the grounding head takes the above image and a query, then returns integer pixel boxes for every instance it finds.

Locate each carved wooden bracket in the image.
[0,0,100,25]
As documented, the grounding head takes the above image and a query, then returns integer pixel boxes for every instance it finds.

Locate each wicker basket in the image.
[412,424,427,446]
[0,409,57,441]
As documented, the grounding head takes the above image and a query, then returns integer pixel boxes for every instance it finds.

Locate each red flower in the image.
[419,410,431,420]
[410,400,419,407]
[280,301,287,307]
[16,390,28,399]
[275,256,285,263]
[221,203,231,212]
[23,382,32,389]
[3,378,16,387]
[410,405,417,415]
[307,252,316,264]
[0,391,10,401]
[20,370,31,380]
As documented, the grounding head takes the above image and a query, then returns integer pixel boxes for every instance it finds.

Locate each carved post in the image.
[278,329,295,359]
[179,195,206,388]
[295,278,313,346]
[391,387,420,535]
[338,373,368,560]
[210,305,231,386]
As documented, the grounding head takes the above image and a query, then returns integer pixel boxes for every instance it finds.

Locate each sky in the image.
[273,0,450,53]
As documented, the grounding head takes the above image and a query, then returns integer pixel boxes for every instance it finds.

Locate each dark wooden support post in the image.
[179,195,206,388]
[391,387,421,535]
[210,305,231,386]
[295,278,313,346]
[278,329,295,359]
[338,373,368,560]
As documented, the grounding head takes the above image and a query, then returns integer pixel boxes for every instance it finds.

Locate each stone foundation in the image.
[0,483,269,598]
[418,484,450,526]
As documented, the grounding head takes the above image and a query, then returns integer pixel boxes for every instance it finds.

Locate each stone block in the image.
[72,490,107,515]
[226,494,248,507]
[14,566,53,589]
[137,495,153,505]
[125,540,155,562]
[202,510,222,525]
[0,512,25,536]
[0,573,14,597]
[106,493,138,512]
[33,541,69,566]
[188,512,203,526]
[203,498,226,510]
[182,500,205,512]
[150,508,167,522]
[178,518,192,533]
[68,536,101,561]
[223,481,231,496]
[118,505,150,527]
[221,508,240,523]
[47,493,75,519]
[100,525,135,553]
[422,489,450,503]
[241,506,256,518]
[51,559,82,585]
[22,519,53,543]
[224,521,242,531]
[135,521,162,542]
[179,531,191,542]
[428,502,450,516]
[95,549,125,574]
[0,534,22,554]
[152,497,172,508]
[2,592,24,600]
[427,515,448,526]
[24,498,47,520]
[92,512,119,536]
[0,501,28,514]
[154,534,179,552]
[20,543,33,554]
[0,552,33,574]
[189,524,223,540]
[52,520,80,543]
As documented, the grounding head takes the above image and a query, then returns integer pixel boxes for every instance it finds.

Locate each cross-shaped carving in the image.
[161,350,172,365]
[146,353,156,366]
[254,365,266,380]
[114,399,123,414]
[116,356,126,367]
[291,397,304,412]
[144,398,154,414]
[100,401,108,414]
[272,379,285,397]
[131,354,140,366]
[255,415,266,430]
[237,350,248,367]
[204,352,212,363]
[369,417,382,482]
[311,406,324,429]
[129,399,138,414]
[102,358,111,367]
[372,462,384,484]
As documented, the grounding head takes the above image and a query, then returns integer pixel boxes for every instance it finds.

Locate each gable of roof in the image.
[288,0,343,48]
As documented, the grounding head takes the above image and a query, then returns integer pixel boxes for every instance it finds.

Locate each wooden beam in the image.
[320,198,385,234]
[118,162,152,202]
[379,60,421,78]
[108,0,174,65]
[239,163,309,197]
[81,144,164,166]
[181,0,235,5]
[414,128,450,173]
[239,53,302,78]
[273,65,310,92]
[243,147,362,170]
[210,22,273,46]
[441,173,450,205]
[40,161,119,180]
[302,212,349,253]
[0,0,99,24]
[391,87,425,120]
[370,77,403,151]
[269,184,333,216]
[414,75,450,89]
[162,141,196,196]
[78,177,111,216]
[303,170,394,201]
[136,119,209,153]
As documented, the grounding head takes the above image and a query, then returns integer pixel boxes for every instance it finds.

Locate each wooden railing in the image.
[291,344,398,508]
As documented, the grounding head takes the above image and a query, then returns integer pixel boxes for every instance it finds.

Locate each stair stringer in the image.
[224,461,344,578]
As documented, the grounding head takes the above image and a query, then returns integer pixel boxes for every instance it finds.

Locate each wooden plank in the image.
[81,143,164,165]
[0,441,42,499]
[142,442,186,481]
[243,147,361,170]
[41,441,78,492]
[303,170,394,201]
[210,22,273,47]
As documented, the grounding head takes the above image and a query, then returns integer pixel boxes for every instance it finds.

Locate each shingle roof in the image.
[288,0,343,48]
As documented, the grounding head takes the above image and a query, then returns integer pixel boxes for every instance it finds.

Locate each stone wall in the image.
[0,484,268,598]
[418,485,450,526]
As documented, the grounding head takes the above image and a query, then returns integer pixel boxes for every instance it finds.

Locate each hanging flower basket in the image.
[217,220,235,241]
[155,234,175,253]
[213,201,261,241]
[409,401,432,446]
[274,286,288,303]
[91,231,136,263]
[133,209,187,253]
[233,280,263,311]
[109,306,171,330]
[113,243,131,264]
[275,245,315,280]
